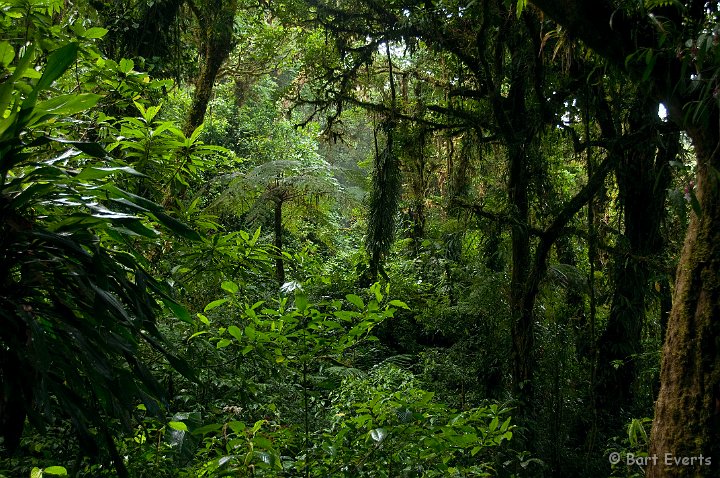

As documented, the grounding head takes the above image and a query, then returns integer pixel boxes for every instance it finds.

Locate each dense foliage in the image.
[1,0,719,477]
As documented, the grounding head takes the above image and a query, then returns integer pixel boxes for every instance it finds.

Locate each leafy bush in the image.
[313,364,516,477]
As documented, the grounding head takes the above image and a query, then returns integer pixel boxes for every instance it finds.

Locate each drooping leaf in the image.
[75,166,144,181]
[370,428,387,442]
[163,298,193,324]
[204,298,229,312]
[346,294,364,310]
[388,299,409,309]
[22,43,78,111]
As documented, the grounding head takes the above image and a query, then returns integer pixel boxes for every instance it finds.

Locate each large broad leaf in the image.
[163,298,193,324]
[0,41,14,66]
[37,43,79,90]
[44,137,108,158]
[102,185,201,241]
[21,43,79,111]
[27,93,101,126]
[0,44,34,128]
[75,165,144,181]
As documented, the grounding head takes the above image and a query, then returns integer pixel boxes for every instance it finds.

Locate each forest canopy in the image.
[1,0,719,477]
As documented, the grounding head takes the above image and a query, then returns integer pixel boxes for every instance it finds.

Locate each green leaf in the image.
[84,27,109,39]
[221,280,239,294]
[163,299,193,324]
[197,313,210,325]
[0,41,14,66]
[244,325,257,341]
[28,94,102,124]
[76,166,143,180]
[34,43,79,93]
[43,137,107,157]
[31,468,43,478]
[43,466,68,476]
[217,339,232,348]
[515,0,528,18]
[152,210,201,241]
[500,416,512,432]
[388,299,409,309]
[228,325,243,341]
[295,291,308,312]
[250,226,261,246]
[370,283,383,303]
[104,186,201,240]
[188,122,204,143]
[346,294,364,310]
[169,421,188,431]
[193,423,223,435]
[204,298,229,312]
[228,421,246,434]
[118,58,134,73]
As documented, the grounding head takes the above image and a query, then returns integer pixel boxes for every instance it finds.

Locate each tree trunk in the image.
[184,0,237,135]
[522,2,720,473]
[594,95,674,421]
[646,120,720,477]
[508,141,533,402]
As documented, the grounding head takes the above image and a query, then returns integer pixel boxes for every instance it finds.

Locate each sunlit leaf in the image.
[84,27,108,39]
[163,298,193,324]
[204,298,229,312]
[0,41,14,66]
[168,421,188,431]
[43,466,68,476]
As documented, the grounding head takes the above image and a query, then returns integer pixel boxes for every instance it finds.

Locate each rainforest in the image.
[1,1,720,477]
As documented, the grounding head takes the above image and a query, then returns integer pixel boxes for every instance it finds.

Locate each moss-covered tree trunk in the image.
[498,50,534,407]
[184,0,237,135]
[646,117,720,477]
[522,2,720,473]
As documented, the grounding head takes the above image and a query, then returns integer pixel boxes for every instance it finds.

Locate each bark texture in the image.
[527,1,720,475]
[646,121,720,477]
[184,0,238,135]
